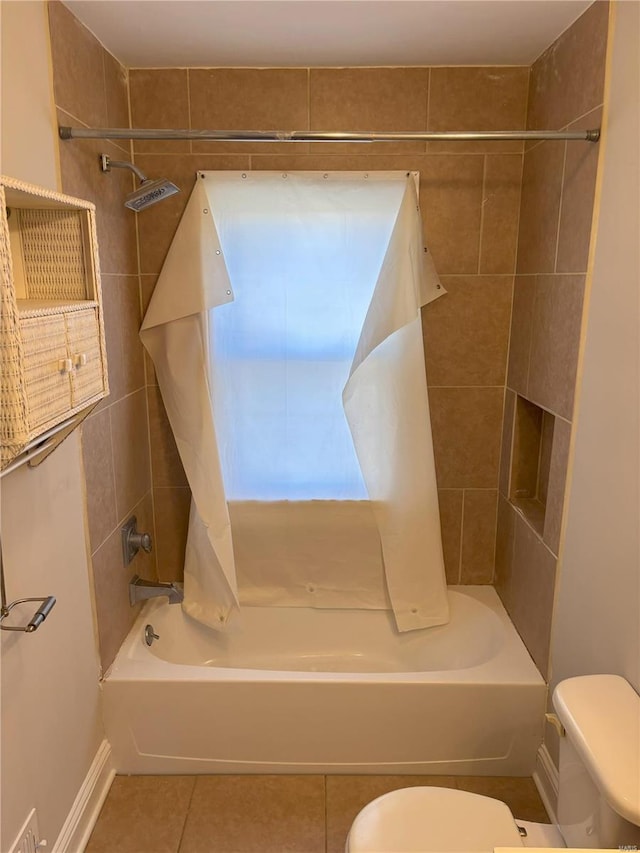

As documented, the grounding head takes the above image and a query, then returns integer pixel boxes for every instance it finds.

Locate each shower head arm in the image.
[100,153,148,184]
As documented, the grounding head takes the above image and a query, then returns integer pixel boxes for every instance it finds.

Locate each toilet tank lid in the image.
[553,675,640,826]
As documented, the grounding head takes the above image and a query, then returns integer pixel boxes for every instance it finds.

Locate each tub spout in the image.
[129,574,184,606]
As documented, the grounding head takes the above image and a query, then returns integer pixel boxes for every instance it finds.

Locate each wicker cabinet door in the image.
[66,307,105,407]
[19,313,72,432]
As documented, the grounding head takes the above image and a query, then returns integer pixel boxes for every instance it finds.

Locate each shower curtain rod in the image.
[59,126,600,143]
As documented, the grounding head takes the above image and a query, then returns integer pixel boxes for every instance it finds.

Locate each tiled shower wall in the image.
[495,0,609,681]
[48,1,157,671]
[47,0,607,679]
[131,65,529,587]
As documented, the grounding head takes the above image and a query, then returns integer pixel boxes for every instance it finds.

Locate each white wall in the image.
[549,0,640,695]
[0,1,59,188]
[0,2,105,849]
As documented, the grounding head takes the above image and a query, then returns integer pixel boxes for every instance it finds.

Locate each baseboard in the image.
[533,743,559,825]
[53,739,115,853]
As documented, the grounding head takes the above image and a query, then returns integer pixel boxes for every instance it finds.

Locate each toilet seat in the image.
[346,786,526,852]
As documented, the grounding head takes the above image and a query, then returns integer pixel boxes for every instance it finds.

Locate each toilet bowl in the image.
[346,675,640,852]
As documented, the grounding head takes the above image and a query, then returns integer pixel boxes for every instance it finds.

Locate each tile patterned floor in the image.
[86,774,550,853]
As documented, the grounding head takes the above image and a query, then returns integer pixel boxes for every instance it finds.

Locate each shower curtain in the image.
[140,171,449,631]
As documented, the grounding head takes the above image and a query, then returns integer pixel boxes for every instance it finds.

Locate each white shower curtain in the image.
[141,171,449,631]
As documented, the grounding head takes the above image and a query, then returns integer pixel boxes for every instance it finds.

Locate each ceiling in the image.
[63,0,594,68]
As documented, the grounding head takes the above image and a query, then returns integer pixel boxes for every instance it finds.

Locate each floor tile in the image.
[454,776,550,823]
[178,775,325,853]
[326,775,458,853]
[85,775,195,853]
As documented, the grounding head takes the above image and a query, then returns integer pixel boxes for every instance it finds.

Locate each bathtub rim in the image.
[104,586,544,687]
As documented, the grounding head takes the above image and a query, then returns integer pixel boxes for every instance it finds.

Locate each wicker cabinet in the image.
[1,176,109,470]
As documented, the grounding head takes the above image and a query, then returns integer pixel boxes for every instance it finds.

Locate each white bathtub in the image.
[102,586,546,775]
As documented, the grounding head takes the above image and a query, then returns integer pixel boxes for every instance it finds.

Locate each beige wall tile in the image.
[556,108,603,273]
[461,490,498,583]
[86,775,195,853]
[429,387,504,489]
[326,776,457,853]
[48,0,107,128]
[103,51,129,137]
[250,153,425,173]
[140,275,159,384]
[480,155,523,274]
[190,68,310,155]
[495,495,516,609]
[180,775,325,853]
[506,276,535,395]
[527,274,586,419]
[129,69,190,154]
[527,0,609,131]
[110,389,151,521]
[538,410,555,505]
[147,385,188,488]
[438,489,463,584]
[100,275,145,402]
[423,275,512,386]
[81,408,116,553]
[309,68,429,155]
[91,525,138,673]
[510,513,557,678]
[154,487,191,581]
[511,396,543,500]
[90,493,159,671]
[543,416,572,555]
[57,114,138,275]
[499,390,516,497]
[516,140,565,274]
[129,489,158,582]
[428,67,529,154]
[420,155,484,274]
[134,154,251,273]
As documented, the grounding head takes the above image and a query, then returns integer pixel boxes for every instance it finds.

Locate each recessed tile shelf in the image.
[509,395,555,536]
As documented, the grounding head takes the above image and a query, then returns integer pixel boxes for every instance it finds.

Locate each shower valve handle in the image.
[130,531,152,553]
[121,516,153,567]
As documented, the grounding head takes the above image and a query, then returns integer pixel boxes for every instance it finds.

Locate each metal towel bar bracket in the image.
[0,595,57,633]
[0,539,56,633]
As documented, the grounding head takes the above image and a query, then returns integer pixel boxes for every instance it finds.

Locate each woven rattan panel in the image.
[67,308,105,405]
[19,209,88,301]
[0,189,29,465]
[19,313,71,431]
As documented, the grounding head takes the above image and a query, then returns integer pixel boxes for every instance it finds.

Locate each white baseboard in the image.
[533,743,559,825]
[53,739,115,853]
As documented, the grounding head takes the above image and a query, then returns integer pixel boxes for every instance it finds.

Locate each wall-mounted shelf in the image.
[1,176,109,471]
[509,395,555,536]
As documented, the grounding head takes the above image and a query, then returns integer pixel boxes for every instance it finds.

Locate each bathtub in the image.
[102,586,546,775]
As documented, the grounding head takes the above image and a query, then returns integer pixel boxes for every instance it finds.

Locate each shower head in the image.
[100,153,179,211]
[124,178,180,211]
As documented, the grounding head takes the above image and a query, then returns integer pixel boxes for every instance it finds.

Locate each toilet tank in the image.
[553,675,640,849]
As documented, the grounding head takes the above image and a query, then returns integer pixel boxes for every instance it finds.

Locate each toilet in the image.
[346,674,640,851]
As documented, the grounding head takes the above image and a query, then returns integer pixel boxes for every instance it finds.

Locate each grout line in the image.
[425,67,431,155]
[176,777,198,853]
[187,69,193,155]
[428,385,505,389]
[458,490,465,584]
[523,273,536,401]
[477,154,488,274]
[324,774,328,853]
[553,140,569,272]
[511,154,525,277]
[489,487,499,584]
